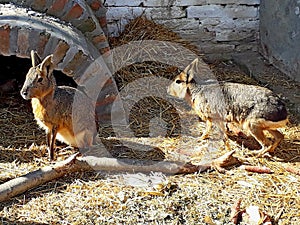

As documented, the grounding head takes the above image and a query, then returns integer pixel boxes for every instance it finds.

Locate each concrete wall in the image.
[104,0,260,55]
[260,0,300,82]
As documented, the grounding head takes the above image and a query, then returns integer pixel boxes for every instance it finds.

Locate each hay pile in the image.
[0,16,299,224]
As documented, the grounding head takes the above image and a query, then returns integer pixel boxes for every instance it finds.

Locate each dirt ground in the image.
[0,51,299,225]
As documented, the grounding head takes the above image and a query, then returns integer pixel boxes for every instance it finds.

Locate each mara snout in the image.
[168,58,288,156]
[21,50,97,160]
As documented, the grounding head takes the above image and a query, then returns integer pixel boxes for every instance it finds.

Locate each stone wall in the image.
[104,0,260,55]
[260,0,300,82]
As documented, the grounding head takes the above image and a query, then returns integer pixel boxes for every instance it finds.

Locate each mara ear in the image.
[183,58,199,83]
[39,54,54,77]
[186,69,194,83]
[30,50,42,67]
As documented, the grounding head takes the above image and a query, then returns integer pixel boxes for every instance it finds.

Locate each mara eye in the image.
[37,77,43,83]
[175,80,182,84]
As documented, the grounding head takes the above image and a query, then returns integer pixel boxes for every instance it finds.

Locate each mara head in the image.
[20,51,55,100]
[167,58,198,99]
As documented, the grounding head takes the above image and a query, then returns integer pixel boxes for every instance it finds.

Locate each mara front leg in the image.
[47,126,58,161]
[255,129,284,157]
[200,119,212,140]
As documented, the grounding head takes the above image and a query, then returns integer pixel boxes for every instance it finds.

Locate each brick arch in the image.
[8,0,110,56]
[0,2,121,125]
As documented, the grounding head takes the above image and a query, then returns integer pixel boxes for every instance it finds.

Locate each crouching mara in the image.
[167,58,288,157]
[20,51,98,160]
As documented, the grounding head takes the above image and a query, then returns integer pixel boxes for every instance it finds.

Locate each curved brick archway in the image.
[0,1,121,125]
[8,0,110,56]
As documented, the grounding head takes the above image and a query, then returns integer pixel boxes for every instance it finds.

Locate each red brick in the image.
[47,0,68,14]
[90,0,102,10]
[32,0,47,11]
[63,3,84,21]
[103,78,113,87]
[63,51,87,76]
[52,40,70,65]
[17,28,30,57]
[100,46,110,56]
[0,25,10,56]
[77,18,96,33]
[92,35,107,45]
[36,32,50,56]
[99,17,107,28]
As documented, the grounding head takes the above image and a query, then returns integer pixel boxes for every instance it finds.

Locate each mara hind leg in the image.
[267,129,284,153]
[246,122,270,156]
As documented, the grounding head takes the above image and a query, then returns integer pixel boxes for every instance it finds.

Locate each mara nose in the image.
[20,89,29,100]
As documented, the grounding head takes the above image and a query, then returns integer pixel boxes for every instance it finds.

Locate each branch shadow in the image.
[0,137,166,201]
[228,132,300,163]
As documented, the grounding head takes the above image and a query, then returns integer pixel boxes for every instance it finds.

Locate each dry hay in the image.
[0,16,300,224]
[110,16,199,55]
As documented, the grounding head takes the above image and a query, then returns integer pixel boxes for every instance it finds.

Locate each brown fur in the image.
[168,58,288,156]
[21,51,97,160]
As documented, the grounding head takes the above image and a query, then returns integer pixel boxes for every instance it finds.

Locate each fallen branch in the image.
[284,166,300,176]
[0,153,88,202]
[0,150,240,202]
[240,165,273,174]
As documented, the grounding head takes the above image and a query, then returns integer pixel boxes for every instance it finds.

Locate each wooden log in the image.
[0,154,90,202]
[0,150,240,202]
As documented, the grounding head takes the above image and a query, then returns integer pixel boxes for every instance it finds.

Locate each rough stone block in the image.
[199,18,220,26]
[144,0,173,6]
[104,0,143,6]
[187,5,258,18]
[154,18,199,30]
[217,18,259,29]
[216,29,256,41]
[197,42,235,54]
[176,29,216,42]
[174,0,206,6]
[145,7,185,19]
[107,22,121,36]
[224,5,258,18]
[207,0,260,5]
[235,43,258,52]
[187,5,225,18]
[106,7,143,21]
